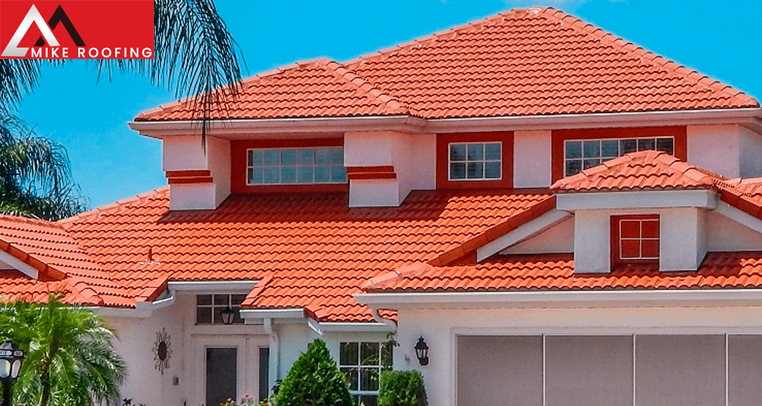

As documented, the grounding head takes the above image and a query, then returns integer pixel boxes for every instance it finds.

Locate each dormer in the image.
[552,151,717,273]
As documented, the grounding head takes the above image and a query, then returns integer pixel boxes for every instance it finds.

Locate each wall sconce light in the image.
[220,306,236,325]
[414,336,429,366]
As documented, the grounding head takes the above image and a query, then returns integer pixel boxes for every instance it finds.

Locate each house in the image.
[2,6,762,406]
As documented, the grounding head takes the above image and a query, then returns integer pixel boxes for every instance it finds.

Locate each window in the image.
[196,294,246,324]
[448,142,502,181]
[246,147,347,185]
[564,137,674,176]
[339,342,393,406]
[612,215,659,266]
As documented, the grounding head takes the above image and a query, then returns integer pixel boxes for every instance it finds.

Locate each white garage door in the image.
[458,335,762,406]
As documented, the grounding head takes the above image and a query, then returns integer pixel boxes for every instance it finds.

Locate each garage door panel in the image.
[457,336,542,406]
[635,335,725,406]
[546,336,633,406]
[729,335,762,406]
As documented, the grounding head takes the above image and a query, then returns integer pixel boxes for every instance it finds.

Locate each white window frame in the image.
[246,146,346,185]
[618,218,660,261]
[339,341,393,405]
[447,142,502,181]
[195,293,246,325]
[563,136,675,177]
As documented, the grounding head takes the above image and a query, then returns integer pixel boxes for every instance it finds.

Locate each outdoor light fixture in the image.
[0,339,24,406]
[220,306,236,325]
[414,336,429,366]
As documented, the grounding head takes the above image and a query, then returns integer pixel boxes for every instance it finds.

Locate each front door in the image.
[206,347,237,406]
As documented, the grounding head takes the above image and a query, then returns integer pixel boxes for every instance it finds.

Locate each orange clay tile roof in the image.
[0,215,131,307]
[135,7,758,122]
[363,252,762,293]
[551,150,724,193]
[51,188,553,322]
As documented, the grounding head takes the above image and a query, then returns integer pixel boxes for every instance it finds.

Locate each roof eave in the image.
[129,108,762,139]
[354,288,762,310]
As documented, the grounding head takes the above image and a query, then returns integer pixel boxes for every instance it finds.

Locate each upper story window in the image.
[246,147,347,185]
[611,215,660,267]
[448,142,502,181]
[339,341,393,406]
[564,137,674,177]
[196,294,246,324]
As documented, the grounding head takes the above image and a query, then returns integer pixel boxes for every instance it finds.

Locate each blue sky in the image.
[15,0,762,208]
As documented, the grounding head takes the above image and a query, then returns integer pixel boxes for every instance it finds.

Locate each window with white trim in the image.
[448,142,502,181]
[246,147,347,185]
[195,294,246,324]
[564,137,674,176]
[612,215,660,265]
[339,342,393,406]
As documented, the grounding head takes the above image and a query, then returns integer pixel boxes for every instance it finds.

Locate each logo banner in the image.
[0,1,154,59]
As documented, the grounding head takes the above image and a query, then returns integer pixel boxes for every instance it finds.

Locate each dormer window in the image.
[611,215,660,267]
[247,147,347,185]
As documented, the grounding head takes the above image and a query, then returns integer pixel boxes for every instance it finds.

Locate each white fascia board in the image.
[239,308,305,320]
[355,289,762,310]
[556,190,717,211]
[0,250,38,279]
[167,280,258,293]
[318,322,393,332]
[128,116,426,138]
[716,200,762,234]
[129,108,762,139]
[477,210,571,262]
[425,108,762,133]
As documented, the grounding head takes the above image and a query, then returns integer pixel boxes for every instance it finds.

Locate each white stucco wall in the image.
[501,216,574,255]
[706,210,762,251]
[687,125,740,178]
[163,136,208,172]
[513,130,551,188]
[105,293,271,406]
[572,207,708,273]
[393,305,762,406]
[345,131,434,207]
[739,126,762,178]
[207,136,231,207]
[163,135,231,210]
[573,210,610,273]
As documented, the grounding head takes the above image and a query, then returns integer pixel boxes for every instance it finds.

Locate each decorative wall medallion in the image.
[152,328,172,374]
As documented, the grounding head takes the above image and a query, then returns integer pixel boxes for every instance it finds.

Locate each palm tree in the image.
[0,294,127,406]
[0,115,87,220]
[0,0,243,126]
[0,0,244,219]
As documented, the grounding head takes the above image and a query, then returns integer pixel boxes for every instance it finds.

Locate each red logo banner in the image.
[0,1,154,59]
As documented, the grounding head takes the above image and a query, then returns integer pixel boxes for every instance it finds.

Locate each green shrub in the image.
[272,338,353,406]
[377,370,428,406]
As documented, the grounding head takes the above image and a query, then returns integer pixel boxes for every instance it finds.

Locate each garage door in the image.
[458,335,762,406]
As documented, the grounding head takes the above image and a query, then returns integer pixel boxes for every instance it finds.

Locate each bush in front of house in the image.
[377,370,428,406]
[272,338,353,406]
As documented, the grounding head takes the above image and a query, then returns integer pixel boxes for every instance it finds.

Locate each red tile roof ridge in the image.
[363,262,433,291]
[551,151,718,192]
[317,59,413,116]
[58,186,170,227]
[428,195,557,266]
[0,213,66,231]
[135,58,333,121]
[348,10,521,68]
[540,8,759,108]
[241,275,272,308]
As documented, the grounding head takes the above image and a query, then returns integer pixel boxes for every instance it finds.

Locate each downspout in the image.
[263,318,279,395]
[371,308,397,334]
